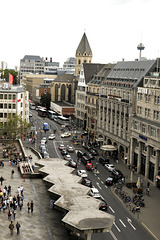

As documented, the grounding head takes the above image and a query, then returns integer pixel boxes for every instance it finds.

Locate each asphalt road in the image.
[30,110,154,240]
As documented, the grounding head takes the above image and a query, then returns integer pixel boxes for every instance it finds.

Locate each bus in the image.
[38,108,48,117]
[48,110,57,120]
[43,122,49,131]
[57,115,70,127]
[29,102,36,110]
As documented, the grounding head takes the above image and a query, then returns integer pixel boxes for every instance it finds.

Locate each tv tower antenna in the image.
[137,42,145,61]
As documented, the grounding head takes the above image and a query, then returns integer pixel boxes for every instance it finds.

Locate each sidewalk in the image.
[0,146,71,240]
[110,159,160,240]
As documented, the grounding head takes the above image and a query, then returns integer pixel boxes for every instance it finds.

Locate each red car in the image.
[86,162,93,171]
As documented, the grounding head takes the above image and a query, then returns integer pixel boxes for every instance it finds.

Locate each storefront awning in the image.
[100,145,117,151]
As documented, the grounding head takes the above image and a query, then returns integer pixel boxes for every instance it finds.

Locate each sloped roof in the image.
[76,33,92,56]
[105,60,157,88]
[22,55,42,61]
[83,63,105,84]
[53,74,75,83]
[89,63,116,84]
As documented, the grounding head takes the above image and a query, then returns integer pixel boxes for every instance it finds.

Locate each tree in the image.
[1,115,31,151]
[0,69,18,85]
[40,93,51,110]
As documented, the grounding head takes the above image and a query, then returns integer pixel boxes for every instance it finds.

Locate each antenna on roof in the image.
[137,31,145,61]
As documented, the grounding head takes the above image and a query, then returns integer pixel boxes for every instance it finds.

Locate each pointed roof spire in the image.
[76,33,92,56]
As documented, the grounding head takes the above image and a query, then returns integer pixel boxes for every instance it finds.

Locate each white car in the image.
[61,132,71,138]
[41,137,47,143]
[42,151,50,159]
[90,188,101,199]
[105,164,115,172]
[59,144,65,150]
[77,170,88,178]
[64,154,72,161]
[67,146,74,152]
[48,134,55,140]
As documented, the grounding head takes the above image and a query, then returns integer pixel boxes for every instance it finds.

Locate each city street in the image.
[29,109,155,240]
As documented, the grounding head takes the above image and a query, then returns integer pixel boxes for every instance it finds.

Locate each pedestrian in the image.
[147,181,150,188]
[12,209,16,220]
[27,202,30,213]
[16,221,21,234]
[20,185,23,195]
[3,188,6,197]
[8,209,12,220]
[11,169,15,178]
[19,200,23,211]
[31,200,34,213]
[0,176,4,185]
[9,221,14,235]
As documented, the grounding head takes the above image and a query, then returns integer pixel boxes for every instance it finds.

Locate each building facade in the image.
[97,60,157,162]
[130,73,160,183]
[0,83,29,123]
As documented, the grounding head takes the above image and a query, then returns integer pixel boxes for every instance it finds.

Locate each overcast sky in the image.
[0,0,160,69]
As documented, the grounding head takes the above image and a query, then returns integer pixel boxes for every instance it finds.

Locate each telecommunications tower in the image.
[137,42,145,61]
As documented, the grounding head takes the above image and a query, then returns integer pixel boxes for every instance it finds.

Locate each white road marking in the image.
[53,141,61,158]
[127,217,136,230]
[96,182,102,189]
[105,185,108,189]
[113,222,121,232]
[110,230,118,240]
[119,219,126,227]
[109,206,115,213]
[101,181,104,184]
[97,177,100,180]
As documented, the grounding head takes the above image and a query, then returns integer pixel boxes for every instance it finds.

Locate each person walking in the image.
[16,221,21,234]
[31,200,34,213]
[12,209,16,220]
[9,221,14,235]
[11,169,15,179]
[0,176,4,185]
[27,202,30,213]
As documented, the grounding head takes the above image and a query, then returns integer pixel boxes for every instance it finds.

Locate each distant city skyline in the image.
[0,0,160,69]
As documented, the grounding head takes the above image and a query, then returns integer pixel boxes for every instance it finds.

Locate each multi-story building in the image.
[20,55,45,81]
[0,83,29,123]
[86,64,115,143]
[75,63,105,129]
[63,57,75,74]
[97,60,157,162]
[130,72,160,183]
[1,61,7,70]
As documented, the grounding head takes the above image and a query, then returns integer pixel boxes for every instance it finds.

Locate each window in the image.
[145,78,148,84]
[4,104,7,109]
[137,106,142,114]
[0,94,3,99]
[142,124,146,133]
[158,96,160,104]
[0,113,3,118]
[154,96,157,104]
[4,113,7,118]
[138,93,142,101]
[8,94,11,100]
[134,121,139,130]
[8,104,11,109]
[151,127,156,137]
[4,94,7,99]
[78,60,81,64]
[0,104,3,108]
[13,104,16,109]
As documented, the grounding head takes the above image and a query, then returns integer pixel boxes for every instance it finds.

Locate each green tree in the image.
[2,115,31,151]
[0,69,18,85]
[40,93,51,110]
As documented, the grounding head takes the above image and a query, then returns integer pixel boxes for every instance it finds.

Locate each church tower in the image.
[75,33,92,76]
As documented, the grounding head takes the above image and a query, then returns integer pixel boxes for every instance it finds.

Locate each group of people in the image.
[0,182,34,235]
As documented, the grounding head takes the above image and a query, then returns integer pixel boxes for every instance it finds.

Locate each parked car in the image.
[82,131,88,136]
[61,149,68,156]
[59,144,65,151]
[67,146,74,153]
[39,143,45,149]
[86,162,93,171]
[61,132,71,138]
[77,170,88,178]
[85,153,94,161]
[84,145,91,152]
[99,199,108,211]
[81,178,92,187]
[81,156,91,165]
[64,154,72,161]
[48,134,55,140]
[68,160,77,168]
[105,164,115,172]
[99,157,110,165]
[42,151,50,159]
[89,188,101,199]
